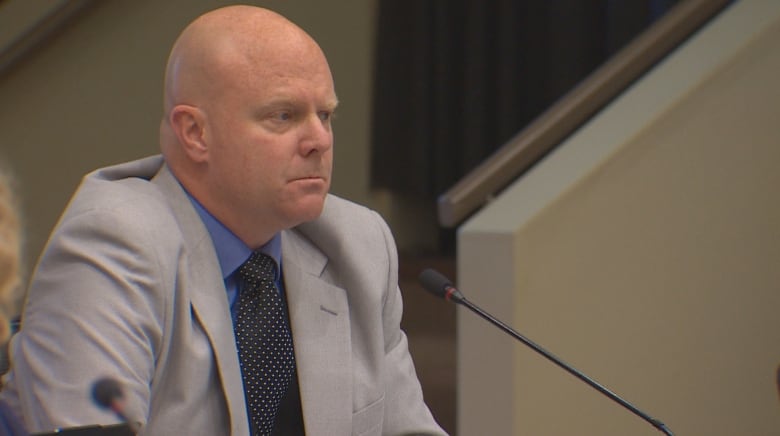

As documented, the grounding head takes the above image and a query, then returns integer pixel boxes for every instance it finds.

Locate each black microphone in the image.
[91,377,140,434]
[418,268,674,436]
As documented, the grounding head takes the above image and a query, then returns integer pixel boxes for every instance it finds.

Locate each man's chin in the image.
[284,197,327,226]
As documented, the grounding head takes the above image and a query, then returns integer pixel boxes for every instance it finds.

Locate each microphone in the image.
[91,377,140,434]
[418,268,674,436]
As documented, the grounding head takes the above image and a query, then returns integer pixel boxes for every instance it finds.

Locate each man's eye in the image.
[319,111,333,122]
[275,112,292,121]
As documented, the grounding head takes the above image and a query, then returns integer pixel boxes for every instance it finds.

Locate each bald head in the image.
[160,5,332,155]
[158,5,337,247]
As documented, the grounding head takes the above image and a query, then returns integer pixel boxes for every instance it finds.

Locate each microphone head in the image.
[418,268,456,299]
[92,377,124,409]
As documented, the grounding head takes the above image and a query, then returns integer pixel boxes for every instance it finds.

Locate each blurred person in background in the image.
[0,169,27,436]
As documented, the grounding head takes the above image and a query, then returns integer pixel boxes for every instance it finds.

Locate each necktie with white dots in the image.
[234,251,295,435]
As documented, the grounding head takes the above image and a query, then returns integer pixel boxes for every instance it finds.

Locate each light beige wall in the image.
[0,0,377,290]
[458,0,780,434]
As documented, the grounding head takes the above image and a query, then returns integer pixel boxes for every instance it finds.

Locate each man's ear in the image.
[169,104,209,163]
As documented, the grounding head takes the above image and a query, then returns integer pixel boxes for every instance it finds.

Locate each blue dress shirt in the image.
[186,194,284,320]
[185,193,293,436]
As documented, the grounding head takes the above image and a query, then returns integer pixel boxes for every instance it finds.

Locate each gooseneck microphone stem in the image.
[418,268,673,436]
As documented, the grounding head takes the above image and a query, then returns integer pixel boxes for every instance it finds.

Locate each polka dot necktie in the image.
[235,251,295,435]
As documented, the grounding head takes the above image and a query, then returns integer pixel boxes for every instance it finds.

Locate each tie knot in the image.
[238,251,276,287]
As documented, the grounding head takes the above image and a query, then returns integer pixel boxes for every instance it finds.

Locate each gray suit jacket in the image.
[1,155,445,436]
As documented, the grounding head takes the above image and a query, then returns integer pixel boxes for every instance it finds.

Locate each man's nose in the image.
[299,114,333,155]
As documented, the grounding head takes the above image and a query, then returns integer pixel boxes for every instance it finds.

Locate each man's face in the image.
[202,47,337,240]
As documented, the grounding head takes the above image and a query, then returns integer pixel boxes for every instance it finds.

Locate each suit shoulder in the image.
[65,156,170,219]
[322,194,373,215]
[316,194,389,236]
[53,157,182,249]
[293,194,396,263]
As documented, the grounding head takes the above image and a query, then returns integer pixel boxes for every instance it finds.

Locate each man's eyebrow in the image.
[256,95,339,109]
[323,96,339,110]
[256,97,295,107]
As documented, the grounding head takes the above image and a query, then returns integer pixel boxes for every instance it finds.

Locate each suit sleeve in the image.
[4,204,170,432]
[372,211,447,435]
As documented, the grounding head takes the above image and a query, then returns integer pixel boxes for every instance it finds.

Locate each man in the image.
[0,6,446,435]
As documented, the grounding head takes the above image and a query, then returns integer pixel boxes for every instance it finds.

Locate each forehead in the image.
[222,47,337,105]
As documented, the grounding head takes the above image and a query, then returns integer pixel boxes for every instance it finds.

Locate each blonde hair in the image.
[0,170,21,342]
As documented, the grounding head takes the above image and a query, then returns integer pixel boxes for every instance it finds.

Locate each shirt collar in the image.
[186,192,282,280]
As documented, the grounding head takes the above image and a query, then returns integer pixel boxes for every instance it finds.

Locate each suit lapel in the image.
[152,164,250,435]
[150,161,352,433]
[282,230,353,435]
